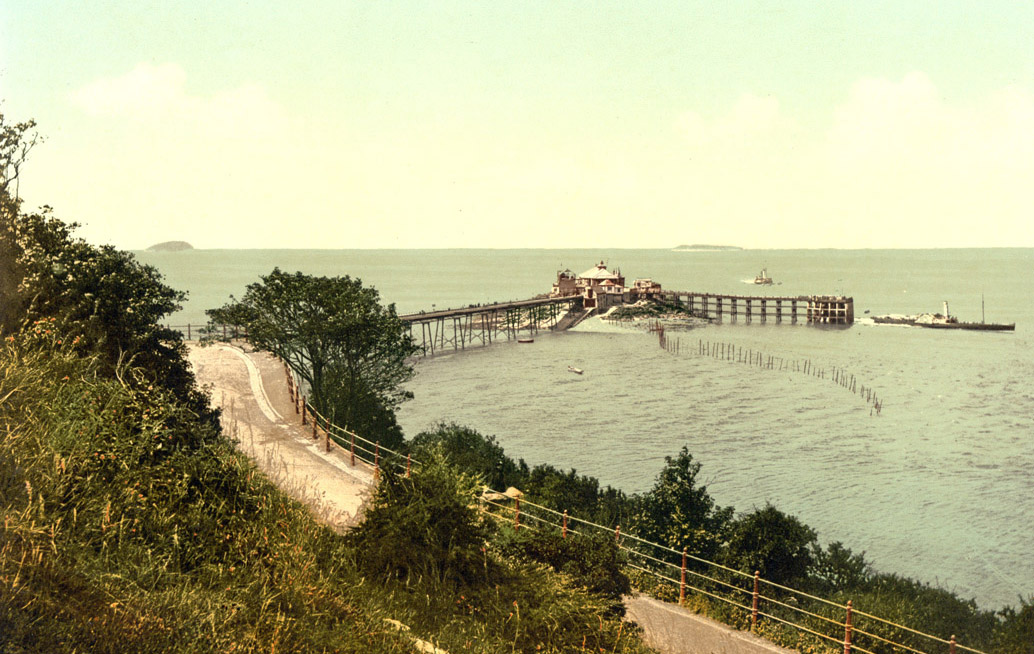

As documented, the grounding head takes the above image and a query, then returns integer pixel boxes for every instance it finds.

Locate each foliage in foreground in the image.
[0,332,655,653]
[345,448,652,653]
[411,423,1031,654]
[0,332,407,652]
[207,268,418,450]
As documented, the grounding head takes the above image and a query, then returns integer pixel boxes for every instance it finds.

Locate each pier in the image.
[659,291,854,325]
[399,262,854,357]
[400,295,581,356]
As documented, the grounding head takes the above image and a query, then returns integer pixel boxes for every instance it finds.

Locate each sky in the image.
[2,2,1033,250]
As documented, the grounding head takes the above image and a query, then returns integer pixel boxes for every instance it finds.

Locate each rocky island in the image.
[672,243,742,251]
[146,240,194,252]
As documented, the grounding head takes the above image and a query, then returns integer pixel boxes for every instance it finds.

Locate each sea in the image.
[137,247,1034,611]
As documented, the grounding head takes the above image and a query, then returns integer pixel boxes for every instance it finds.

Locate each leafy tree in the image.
[207,268,418,449]
[1,110,41,330]
[0,109,39,199]
[629,446,733,561]
[344,446,493,587]
[0,111,207,419]
[995,597,1034,654]
[723,504,817,586]
[409,422,527,490]
[810,540,871,592]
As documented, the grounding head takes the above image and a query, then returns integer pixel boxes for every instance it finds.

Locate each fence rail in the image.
[271,352,984,654]
[165,323,248,341]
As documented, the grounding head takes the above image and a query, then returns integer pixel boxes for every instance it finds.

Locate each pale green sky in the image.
[3,2,1033,249]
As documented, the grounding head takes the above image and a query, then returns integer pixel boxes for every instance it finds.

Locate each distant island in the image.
[672,244,742,251]
[146,241,194,252]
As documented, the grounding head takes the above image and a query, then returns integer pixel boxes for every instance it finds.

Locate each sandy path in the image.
[187,342,375,530]
[187,342,794,654]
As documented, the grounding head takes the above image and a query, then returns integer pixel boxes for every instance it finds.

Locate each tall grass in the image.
[0,328,656,653]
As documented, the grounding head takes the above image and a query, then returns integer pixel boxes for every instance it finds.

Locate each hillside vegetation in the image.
[0,109,654,653]
[0,328,653,652]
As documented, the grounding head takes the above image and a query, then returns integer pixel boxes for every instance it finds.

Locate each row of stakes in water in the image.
[653,326,882,416]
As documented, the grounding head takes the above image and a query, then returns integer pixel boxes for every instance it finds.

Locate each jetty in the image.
[657,290,853,325]
[399,295,580,356]
[400,262,853,357]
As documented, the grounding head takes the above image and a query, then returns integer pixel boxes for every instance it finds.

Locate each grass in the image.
[0,327,656,653]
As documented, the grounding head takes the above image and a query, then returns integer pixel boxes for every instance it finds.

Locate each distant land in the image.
[672,244,743,251]
[146,241,194,252]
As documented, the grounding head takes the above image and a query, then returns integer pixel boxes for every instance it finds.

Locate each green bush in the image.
[495,525,630,614]
[0,332,411,652]
[723,503,817,586]
[345,445,494,587]
[409,422,527,490]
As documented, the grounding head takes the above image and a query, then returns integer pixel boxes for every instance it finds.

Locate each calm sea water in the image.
[138,248,1034,609]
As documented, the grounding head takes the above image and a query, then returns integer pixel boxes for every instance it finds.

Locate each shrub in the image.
[496,526,630,614]
[345,445,493,587]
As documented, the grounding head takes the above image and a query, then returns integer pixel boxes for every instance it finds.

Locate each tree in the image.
[1,110,41,329]
[344,446,492,587]
[0,109,40,199]
[810,541,871,592]
[207,268,418,448]
[0,110,207,419]
[409,422,527,491]
[629,446,733,561]
[723,504,817,586]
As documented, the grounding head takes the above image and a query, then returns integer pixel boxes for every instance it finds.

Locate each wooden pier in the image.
[400,296,581,356]
[401,290,853,357]
[659,291,854,325]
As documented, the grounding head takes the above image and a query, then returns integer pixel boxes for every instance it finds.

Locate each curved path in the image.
[187,342,794,654]
[187,342,374,530]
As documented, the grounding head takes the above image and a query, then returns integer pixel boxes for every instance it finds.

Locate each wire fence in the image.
[165,323,248,341]
[273,353,984,654]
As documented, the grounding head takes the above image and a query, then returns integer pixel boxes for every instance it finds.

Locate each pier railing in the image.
[274,359,982,654]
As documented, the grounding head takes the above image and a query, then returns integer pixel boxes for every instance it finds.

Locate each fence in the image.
[651,322,884,415]
[165,323,248,341]
[274,355,981,654]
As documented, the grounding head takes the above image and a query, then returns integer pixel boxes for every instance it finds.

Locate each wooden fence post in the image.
[615,525,621,544]
[373,442,380,481]
[350,431,355,466]
[752,570,760,630]
[406,453,411,478]
[950,635,956,654]
[562,510,568,539]
[680,548,687,604]
[514,496,520,531]
[301,397,307,425]
[844,600,853,654]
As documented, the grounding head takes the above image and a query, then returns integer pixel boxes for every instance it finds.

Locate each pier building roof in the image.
[578,261,621,280]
